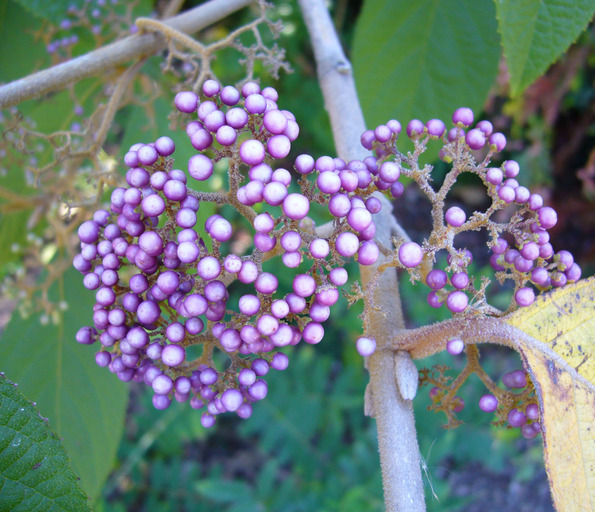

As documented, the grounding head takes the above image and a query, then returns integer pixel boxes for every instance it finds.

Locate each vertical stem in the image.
[297,1,425,510]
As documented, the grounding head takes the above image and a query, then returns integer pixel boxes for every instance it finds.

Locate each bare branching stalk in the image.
[297,0,425,510]
[0,0,253,109]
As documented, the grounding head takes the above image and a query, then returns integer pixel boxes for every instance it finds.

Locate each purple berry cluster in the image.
[74,80,392,425]
[479,369,541,439]
[359,107,581,317]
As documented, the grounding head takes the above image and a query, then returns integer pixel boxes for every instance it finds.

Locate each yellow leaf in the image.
[506,277,595,512]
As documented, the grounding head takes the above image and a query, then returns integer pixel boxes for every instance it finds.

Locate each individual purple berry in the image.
[446,291,468,313]
[479,394,498,412]
[398,242,423,268]
[465,129,486,150]
[282,193,310,220]
[426,119,446,137]
[488,132,506,151]
[446,338,464,355]
[356,336,376,357]
[445,206,466,227]
[175,91,198,113]
[406,119,424,138]
[452,107,473,127]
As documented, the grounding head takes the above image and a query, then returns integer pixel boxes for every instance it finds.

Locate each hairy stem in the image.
[0,0,253,109]
[297,1,425,511]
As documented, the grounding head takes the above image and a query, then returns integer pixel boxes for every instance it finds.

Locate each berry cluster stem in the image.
[298,0,425,511]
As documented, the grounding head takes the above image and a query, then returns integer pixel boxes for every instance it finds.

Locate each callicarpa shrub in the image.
[74,80,580,438]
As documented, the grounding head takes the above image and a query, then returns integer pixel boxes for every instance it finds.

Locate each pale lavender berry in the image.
[248,379,268,401]
[565,263,581,282]
[215,125,237,146]
[520,242,539,261]
[225,108,249,129]
[293,274,316,297]
[208,217,233,242]
[335,232,359,258]
[503,160,520,178]
[316,156,335,172]
[238,261,258,283]
[152,394,171,410]
[295,154,315,174]
[303,322,324,344]
[271,299,290,319]
[317,171,342,194]
[139,231,163,256]
[489,132,506,152]
[238,368,257,386]
[201,413,216,428]
[378,161,400,183]
[536,206,557,229]
[465,128,486,150]
[358,241,379,265]
[280,231,301,252]
[271,352,289,371]
[445,206,466,227]
[220,329,242,352]
[282,193,310,220]
[175,91,198,113]
[255,272,278,294]
[152,374,173,395]
[426,119,446,137]
[244,93,267,114]
[267,135,291,159]
[272,167,291,186]
[398,242,423,268]
[406,119,424,138]
[262,182,287,206]
[220,85,240,105]
[356,336,376,357]
[197,256,221,281]
[137,145,158,166]
[202,79,220,97]
[450,272,469,290]
[426,269,448,290]
[387,119,402,134]
[452,107,474,127]
[476,120,493,136]
[360,130,375,150]
[328,193,351,217]
[446,338,464,355]
[310,239,330,259]
[329,267,348,286]
[340,170,358,191]
[391,182,404,198]
[498,185,515,204]
[528,193,543,211]
[188,154,213,181]
[162,344,185,366]
[479,394,498,413]
[486,167,503,186]
[240,140,266,166]
[155,136,175,156]
[374,124,392,142]
[78,221,100,244]
[263,110,288,135]
[221,389,243,412]
[446,291,468,313]
[365,196,382,214]
[347,207,372,232]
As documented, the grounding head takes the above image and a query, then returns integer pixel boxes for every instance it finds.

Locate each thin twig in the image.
[0,0,253,109]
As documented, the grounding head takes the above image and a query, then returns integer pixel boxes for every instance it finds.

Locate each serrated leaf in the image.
[494,0,595,96]
[505,277,595,511]
[352,0,500,160]
[0,267,129,501]
[0,373,91,512]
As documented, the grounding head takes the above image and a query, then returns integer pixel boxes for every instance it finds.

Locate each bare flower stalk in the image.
[0,0,253,110]
[297,0,425,510]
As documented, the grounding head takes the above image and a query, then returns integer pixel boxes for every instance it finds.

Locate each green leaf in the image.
[495,0,595,96]
[352,0,500,160]
[0,267,129,501]
[194,479,255,504]
[0,373,90,512]
[11,0,86,24]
